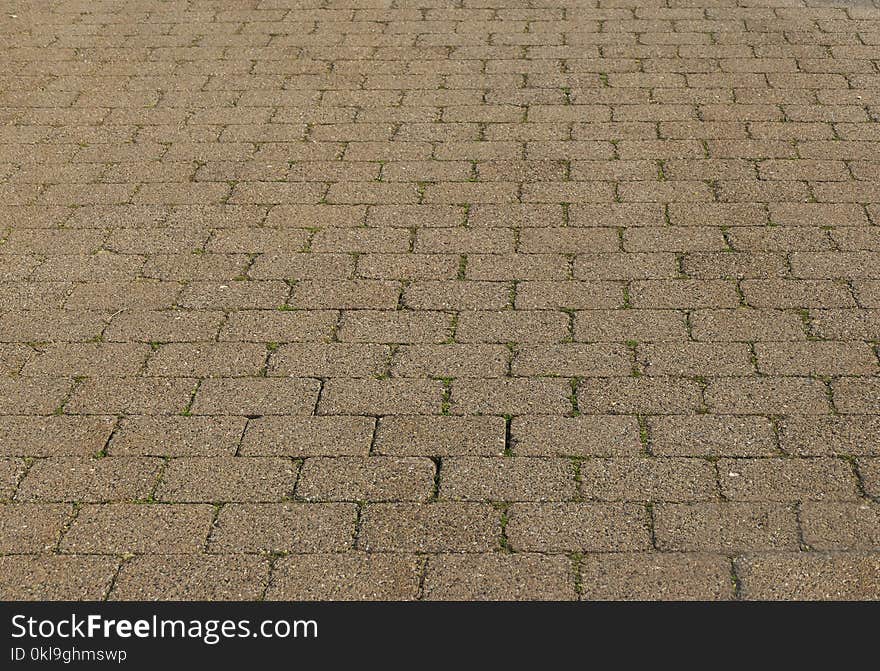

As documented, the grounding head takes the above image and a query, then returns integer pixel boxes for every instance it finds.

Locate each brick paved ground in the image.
[1,0,879,601]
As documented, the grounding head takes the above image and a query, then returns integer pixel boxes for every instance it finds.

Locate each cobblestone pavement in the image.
[1,0,879,601]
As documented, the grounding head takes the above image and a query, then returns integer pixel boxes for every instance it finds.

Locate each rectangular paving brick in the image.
[649,416,778,457]
[192,378,321,415]
[654,502,800,552]
[111,555,269,601]
[440,457,577,502]
[268,554,421,601]
[424,554,576,601]
[580,458,718,502]
[511,416,643,457]
[579,553,734,600]
[359,502,500,552]
[718,458,860,501]
[297,457,436,502]
[0,416,115,457]
[240,416,375,457]
[208,503,356,553]
[736,553,880,600]
[374,416,505,456]
[507,502,650,552]
[61,504,215,554]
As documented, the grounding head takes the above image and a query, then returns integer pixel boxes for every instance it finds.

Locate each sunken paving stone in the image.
[3,1,880,602]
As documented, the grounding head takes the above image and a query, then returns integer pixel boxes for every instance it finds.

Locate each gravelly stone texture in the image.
[0,0,879,601]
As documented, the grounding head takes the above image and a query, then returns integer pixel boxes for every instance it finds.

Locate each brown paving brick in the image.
[360,502,499,553]
[857,458,880,499]
[157,457,298,503]
[402,280,510,310]
[17,457,162,503]
[513,343,631,377]
[580,457,718,502]
[61,504,215,554]
[5,1,880,602]
[778,417,880,457]
[507,503,650,552]
[109,417,246,457]
[575,310,689,342]
[338,310,453,343]
[0,416,115,457]
[0,555,119,600]
[268,554,421,601]
[240,416,374,457]
[649,416,777,457]
[111,555,269,601]
[291,280,400,310]
[577,377,703,415]
[67,377,196,415]
[654,503,799,552]
[424,554,576,601]
[801,502,880,551]
[736,553,880,600]
[440,457,576,502]
[832,377,880,415]
[639,342,754,376]
[192,378,320,416]
[208,503,356,553]
[580,554,734,600]
[718,458,859,501]
[754,342,878,376]
[450,378,572,415]
[269,343,389,378]
[691,308,807,342]
[511,415,642,457]
[0,503,71,553]
[220,310,338,343]
[297,456,435,502]
[705,377,830,415]
[374,416,504,457]
[146,342,268,378]
[319,379,442,415]
[515,281,623,310]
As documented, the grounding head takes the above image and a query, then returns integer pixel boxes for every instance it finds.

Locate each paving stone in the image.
[718,458,860,501]
[649,416,778,457]
[156,457,298,503]
[192,378,320,415]
[507,503,650,552]
[704,377,830,415]
[111,555,270,600]
[374,416,505,456]
[736,553,880,600]
[580,458,718,502]
[511,416,643,457]
[240,416,375,457]
[0,555,119,600]
[424,554,577,601]
[440,457,576,502]
[579,553,734,600]
[208,503,356,553]
[654,503,800,552]
[360,502,500,552]
[268,554,421,601]
[17,457,162,503]
[61,504,215,553]
[801,502,880,551]
[297,457,435,502]
[109,417,246,456]
[0,503,71,552]
[0,416,115,457]
[4,2,880,601]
